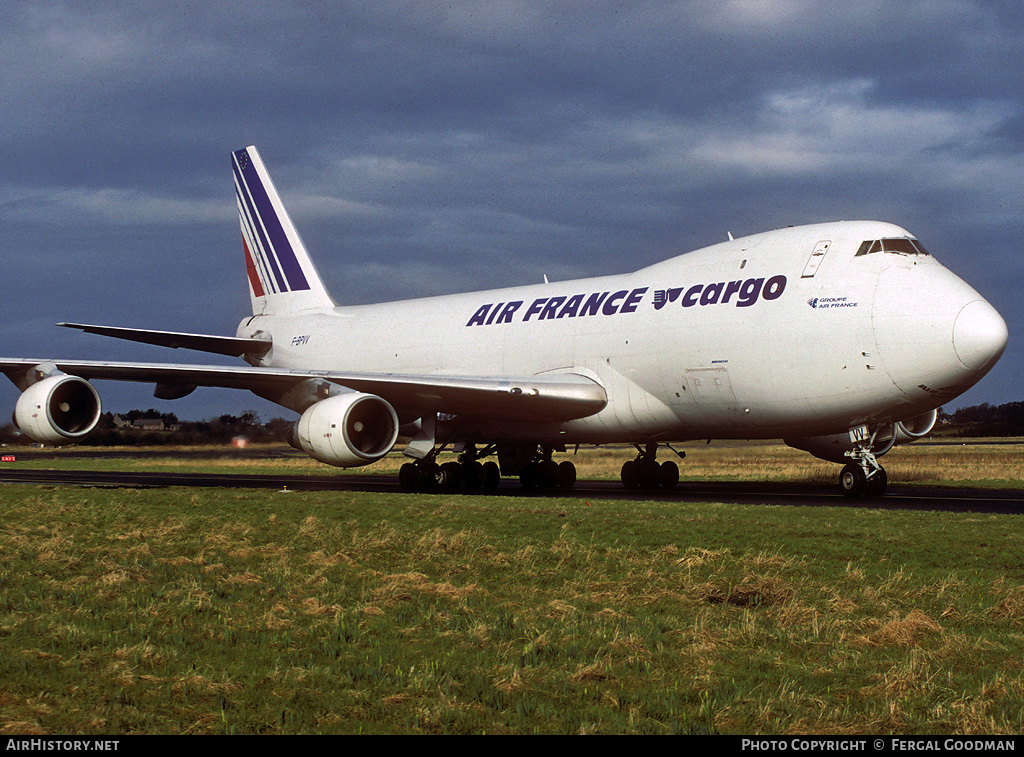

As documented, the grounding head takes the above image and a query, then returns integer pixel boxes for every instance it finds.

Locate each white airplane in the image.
[1,146,1008,497]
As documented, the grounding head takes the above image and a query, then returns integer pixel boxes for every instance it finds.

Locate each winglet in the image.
[232,146,336,314]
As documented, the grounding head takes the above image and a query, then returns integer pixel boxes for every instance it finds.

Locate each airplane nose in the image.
[872,263,1006,398]
[953,299,1008,371]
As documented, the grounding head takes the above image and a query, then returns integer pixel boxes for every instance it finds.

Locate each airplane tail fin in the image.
[232,146,335,315]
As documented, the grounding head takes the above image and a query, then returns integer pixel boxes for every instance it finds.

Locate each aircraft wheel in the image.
[520,462,540,489]
[839,464,866,497]
[865,467,888,497]
[557,460,577,488]
[481,461,500,490]
[399,462,420,491]
[416,462,441,491]
[539,460,560,489]
[461,460,483,490]
[659,461,679,489]
[439,461,463,490]
[621,460,641,489]
[639,461,661,490]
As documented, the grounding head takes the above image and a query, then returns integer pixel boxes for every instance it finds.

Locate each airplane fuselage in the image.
[240,220,1006,445]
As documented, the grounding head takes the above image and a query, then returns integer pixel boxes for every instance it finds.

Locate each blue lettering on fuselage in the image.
[465,276,786,326]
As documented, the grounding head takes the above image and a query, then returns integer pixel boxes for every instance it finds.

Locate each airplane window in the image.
[854,238,930,256]
[908,239,931,256]
[882,238,922,255]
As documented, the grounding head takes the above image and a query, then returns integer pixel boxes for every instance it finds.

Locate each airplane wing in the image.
[0,358,607,423]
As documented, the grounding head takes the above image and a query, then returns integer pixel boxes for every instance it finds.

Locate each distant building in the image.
[132,419,166,431]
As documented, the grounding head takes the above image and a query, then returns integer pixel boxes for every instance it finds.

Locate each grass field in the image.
[0,442,1022,734]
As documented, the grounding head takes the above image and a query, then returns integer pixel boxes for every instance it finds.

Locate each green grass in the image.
[1,484,1022,734]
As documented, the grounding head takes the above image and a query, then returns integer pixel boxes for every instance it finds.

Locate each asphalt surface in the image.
[0,464,1021,514]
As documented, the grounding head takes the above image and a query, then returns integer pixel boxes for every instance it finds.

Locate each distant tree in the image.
[942,401,1024,437]
[0,423,20,444]
[265,417,294,439]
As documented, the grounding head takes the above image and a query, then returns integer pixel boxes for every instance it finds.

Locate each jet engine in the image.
[894,408,938,444]
[289,392,399,467]
[784,409,938,464]
[14,374,102,445]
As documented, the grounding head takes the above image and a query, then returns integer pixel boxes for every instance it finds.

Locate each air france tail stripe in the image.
[231,145,336,315]
[232,154,310,293]
[235,188,277,295]
[241,236,265,297]
[235,184,280,295]
[233,164,288,293]
[243,160,312,292]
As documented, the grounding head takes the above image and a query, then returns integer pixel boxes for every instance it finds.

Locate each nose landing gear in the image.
[839,429,888,497]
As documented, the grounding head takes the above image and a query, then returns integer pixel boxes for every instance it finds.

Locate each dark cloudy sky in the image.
[1,1,1020,421]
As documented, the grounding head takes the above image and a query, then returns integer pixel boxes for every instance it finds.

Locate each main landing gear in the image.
[399,444,501,493]
[397,436,686,494]
[620,443,681,490]
[838,433,888,498]
[518,447,577,490]
[398,441,579,493]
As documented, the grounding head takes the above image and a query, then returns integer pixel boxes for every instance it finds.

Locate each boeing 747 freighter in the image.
[1,146,1007,496]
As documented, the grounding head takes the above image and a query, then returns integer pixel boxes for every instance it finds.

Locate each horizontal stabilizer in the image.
[57,323,271,358]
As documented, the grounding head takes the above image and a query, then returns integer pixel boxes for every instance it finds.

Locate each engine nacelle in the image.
[785,409,937,464]
[290,392,399,467]
[894,408,938,444]
[14,374,102,445]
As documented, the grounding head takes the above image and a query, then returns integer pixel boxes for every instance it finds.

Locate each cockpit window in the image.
[855,238,930,257]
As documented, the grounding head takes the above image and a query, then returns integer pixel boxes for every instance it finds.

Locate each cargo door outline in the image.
[685,367,741,422]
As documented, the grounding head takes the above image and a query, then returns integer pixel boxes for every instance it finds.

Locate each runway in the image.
[1,465,1021,514]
